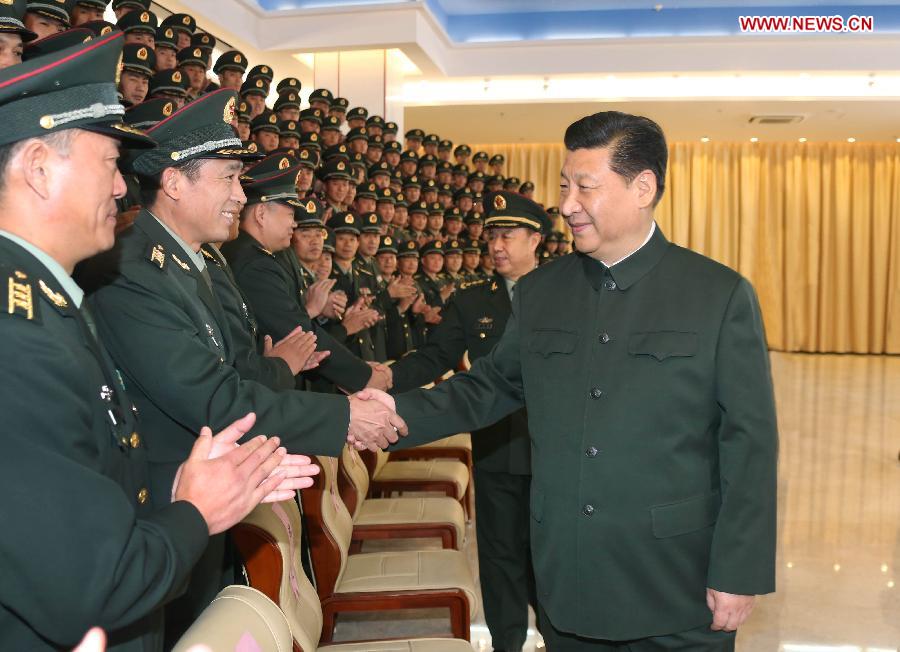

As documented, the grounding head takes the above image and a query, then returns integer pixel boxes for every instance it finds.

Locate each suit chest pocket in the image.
[525,329,579,380]
[628,331,697,361]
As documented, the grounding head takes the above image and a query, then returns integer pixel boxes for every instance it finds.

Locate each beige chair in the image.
[362,449,471,518]
[339,446,465,551]
[172,585,293,652]
[234,497,476,651]
[300,456,477,643]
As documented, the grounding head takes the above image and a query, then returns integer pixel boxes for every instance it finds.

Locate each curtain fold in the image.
[472,141,900,354]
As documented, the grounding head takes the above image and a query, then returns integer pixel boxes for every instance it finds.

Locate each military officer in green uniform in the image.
[415,238,453,340]
[360,111,778,650]
[0,34,313,651]
[81,89,406,641]
[389,192,550,652]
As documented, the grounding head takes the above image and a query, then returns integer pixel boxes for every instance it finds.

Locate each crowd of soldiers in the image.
[0,2,577,651]
[7,0,573,362]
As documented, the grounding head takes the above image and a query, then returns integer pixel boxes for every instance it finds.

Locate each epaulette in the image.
[146,243,166,270]
[459,278,488,291]
[255,245,275,257]
[2,268,41,323]
[357,266,373,276]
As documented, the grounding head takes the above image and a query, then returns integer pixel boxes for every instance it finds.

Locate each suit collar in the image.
[579,225,670,292]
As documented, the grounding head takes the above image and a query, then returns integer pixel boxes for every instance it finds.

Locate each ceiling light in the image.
[700,137,710,143]
[847,138,856,143]
[750,137,759,143]
[799,138,808,143]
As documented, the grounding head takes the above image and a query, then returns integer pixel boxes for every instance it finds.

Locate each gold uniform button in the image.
[137,488,149,505]
[129,432,141,449]
[479,332,486,339]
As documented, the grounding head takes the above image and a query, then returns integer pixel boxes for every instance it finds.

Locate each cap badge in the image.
[193,48,202,57]
[261,66,269,74]
[369,215,377,223]
[137,47,148,60]
[493,194,507,210]
[182,15,191,25]
[300,150,309,159]
[306,200,316,212]
[235,54,242,63]
[344,214,353,224]
[255,79,264,88]
[172,71,182,82]
[163,102,174,116]
[165,28,173,38]
[140,11,149,21]
[337,162,346,171]
[223,97,236,123]
[279,158,290,170]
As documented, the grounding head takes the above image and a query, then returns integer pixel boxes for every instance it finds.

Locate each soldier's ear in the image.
[17,139,55,201]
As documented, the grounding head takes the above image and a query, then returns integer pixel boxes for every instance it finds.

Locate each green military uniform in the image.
[201,243,296,391]
[390,192,550,652]
[355,212,389,361]
[391,224,778,644]
[0,34,208,651]
[81,91,352,639]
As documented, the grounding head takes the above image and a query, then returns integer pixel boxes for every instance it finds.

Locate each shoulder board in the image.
[2,268,41,323]
[255,245,275,257]
[357,267,373,276]
[146,243,166,271]
[459,278,488,291]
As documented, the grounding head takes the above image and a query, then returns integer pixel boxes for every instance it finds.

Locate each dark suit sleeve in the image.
[393,288,525,448]
[707,278,779,595]
[90,277,349,457]
[390,293,468,392]
[236,258,371,392]
[0,325,208,646]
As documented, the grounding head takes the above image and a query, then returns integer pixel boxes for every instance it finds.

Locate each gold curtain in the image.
[472,141,900,354]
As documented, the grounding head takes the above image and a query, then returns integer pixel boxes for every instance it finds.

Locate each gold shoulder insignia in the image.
[38,280,68,309]
[490,281,498,292]
[6,272,35,320]
[171,254,191,272]
[201,248,219,265]
[459,278,487,290]
[257,245,274,257]
[149,244,166,269]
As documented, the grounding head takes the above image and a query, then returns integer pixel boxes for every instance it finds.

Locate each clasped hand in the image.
[346,388,408,452]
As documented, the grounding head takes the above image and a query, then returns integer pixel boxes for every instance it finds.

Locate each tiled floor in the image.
[332,353,900,651]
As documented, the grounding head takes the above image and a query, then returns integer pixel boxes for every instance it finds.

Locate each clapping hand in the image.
[304,278,337,318]
[365,361,393,391]
[346,389,408,452]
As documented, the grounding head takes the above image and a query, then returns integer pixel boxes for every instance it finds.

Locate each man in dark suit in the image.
[355,111,778,650]
[389,192,549,652]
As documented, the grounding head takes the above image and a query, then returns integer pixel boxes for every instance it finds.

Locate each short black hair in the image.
[564,111,667,206]
[137,157,206,207]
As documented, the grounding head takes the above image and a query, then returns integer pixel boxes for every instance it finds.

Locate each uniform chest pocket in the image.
[528,329,578,357]
[628,331,697,361]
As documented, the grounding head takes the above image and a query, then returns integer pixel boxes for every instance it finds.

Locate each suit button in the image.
[583,504,595,516]
[129,432,141,449]
[137,488,149,505]
[586,446,598,458]
[603,279,617,291]
[589,387,603,400]
[599,332,610,344]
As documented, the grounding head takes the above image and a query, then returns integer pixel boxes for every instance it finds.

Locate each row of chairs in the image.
[206,428,480,650]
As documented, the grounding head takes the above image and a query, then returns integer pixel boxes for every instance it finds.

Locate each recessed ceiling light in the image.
[798,138,807,143]
[847,137,856,143]
[700,137,710,143]
[750,137,759,143]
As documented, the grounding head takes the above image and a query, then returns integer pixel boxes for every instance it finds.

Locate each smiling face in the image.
[559,146,656,264]
[162,158,246,249]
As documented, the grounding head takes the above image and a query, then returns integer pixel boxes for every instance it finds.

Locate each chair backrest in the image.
[172,585,294,652]
[373,448,390,476]
[232,502,325,652]
[299,455,354,600]
[338,445,369,519]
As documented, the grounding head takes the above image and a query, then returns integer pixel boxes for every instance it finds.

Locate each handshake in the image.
[346,388,408,452]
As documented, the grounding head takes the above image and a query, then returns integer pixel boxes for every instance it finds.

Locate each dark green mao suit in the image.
[391,273,534,651]
[81,211,352,634]
[0,236,208,651]
[392,228,778,643]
